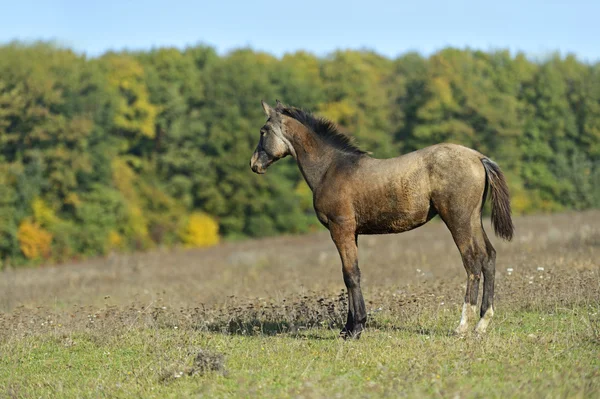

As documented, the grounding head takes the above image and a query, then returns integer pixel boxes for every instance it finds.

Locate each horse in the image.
[250,100,513,339]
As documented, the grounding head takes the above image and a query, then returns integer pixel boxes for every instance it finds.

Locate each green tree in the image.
[1,42,599,267]
[319,50,395,157]
[519,56,579,210]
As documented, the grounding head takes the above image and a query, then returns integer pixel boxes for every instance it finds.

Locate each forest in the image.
[0,42,598,266]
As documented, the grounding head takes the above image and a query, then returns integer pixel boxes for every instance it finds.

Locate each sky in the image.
[0,0,597,61]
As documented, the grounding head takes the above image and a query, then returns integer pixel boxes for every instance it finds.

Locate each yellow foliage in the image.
[431,77,454,107]
[294,180,313,211]
[17,220,53,260]
[64,192,82,208]
[101,54,158,139]
[31,198,59,226]
[107,230,123,250]
[179,213,220,248]
[111,158,138,201]
[318,100,357,126]
[282,52,322,82]
[127,205,150,242]
[110,158,154,247]
[510,192,532,215]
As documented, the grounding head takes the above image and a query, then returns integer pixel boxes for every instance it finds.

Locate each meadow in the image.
[1,210,599,398]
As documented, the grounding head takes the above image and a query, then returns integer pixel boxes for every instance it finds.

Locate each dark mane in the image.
[276,104,367,155]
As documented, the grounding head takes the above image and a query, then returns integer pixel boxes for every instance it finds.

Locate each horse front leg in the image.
[331,227,366,339]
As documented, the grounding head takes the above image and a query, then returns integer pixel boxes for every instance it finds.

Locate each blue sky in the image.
[0,0,597,61]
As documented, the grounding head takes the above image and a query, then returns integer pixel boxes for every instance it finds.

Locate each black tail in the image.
[481,158,514,241]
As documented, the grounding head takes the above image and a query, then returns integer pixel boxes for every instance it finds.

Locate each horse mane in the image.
[275,103,367,155]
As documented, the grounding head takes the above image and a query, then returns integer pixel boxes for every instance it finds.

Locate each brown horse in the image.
[250,100,513,339]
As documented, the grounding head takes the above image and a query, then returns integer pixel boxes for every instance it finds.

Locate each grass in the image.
[0,210,599,398]
[1,306,598,398]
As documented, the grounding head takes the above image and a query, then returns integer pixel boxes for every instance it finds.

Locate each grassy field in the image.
[1,211,599,398]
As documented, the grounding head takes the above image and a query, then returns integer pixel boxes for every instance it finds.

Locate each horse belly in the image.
[355,196,434,235]
[356,211,430,235]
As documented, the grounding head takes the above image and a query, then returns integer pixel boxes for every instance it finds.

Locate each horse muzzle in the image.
[250,151,273,174]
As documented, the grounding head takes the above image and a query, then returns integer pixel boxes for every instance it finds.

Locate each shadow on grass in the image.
[199,319,341,339]
[372,324,455,337]
[197,317,454,339]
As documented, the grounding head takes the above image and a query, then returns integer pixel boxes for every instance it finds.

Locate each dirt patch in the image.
[159,349,227,383]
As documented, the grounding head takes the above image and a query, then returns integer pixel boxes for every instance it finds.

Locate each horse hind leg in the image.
[475,231,497,334]
[440,213,488,335]
[454,238,486,335]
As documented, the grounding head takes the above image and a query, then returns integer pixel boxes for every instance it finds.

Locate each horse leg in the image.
[455,242,484,335]
[442,215,488,335]
[475,231,497,334]
[331,227,366,339]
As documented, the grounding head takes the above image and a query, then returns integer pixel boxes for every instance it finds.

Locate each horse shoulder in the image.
[313,167,358,230]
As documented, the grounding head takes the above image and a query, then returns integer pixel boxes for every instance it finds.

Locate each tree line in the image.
[0,42,598,266]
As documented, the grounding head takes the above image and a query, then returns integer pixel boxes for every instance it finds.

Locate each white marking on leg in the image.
[475,306,494,334]
[471,304,478,318]
[455,302,471,334]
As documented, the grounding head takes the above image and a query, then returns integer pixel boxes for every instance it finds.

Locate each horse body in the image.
[251,100,513,339]
[315,143,486,236]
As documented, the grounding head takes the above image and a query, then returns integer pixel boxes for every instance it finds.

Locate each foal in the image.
[250,100,513,339]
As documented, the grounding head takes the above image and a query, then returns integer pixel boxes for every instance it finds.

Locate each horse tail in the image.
[481,158,514,241]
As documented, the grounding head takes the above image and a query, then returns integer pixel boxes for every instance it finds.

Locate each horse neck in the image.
[285,121,340,192]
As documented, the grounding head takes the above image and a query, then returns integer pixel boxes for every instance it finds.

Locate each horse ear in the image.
[261,100,273,116]
[275,100,285,112]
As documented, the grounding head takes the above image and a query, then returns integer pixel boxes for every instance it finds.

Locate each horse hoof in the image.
[339,327,362,340]
[454,324,469,336]
[474,322,489,335]
[475,307,493,334]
